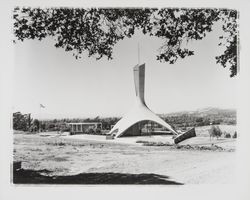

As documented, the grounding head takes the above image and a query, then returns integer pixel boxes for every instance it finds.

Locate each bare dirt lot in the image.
[13,133,236,185]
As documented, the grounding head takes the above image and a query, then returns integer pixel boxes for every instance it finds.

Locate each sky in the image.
[13,20,238,119]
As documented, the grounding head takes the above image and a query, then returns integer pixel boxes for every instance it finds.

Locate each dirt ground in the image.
[13,133,236,184]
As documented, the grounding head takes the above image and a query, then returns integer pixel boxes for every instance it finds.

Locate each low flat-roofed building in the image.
[68,122,102,134]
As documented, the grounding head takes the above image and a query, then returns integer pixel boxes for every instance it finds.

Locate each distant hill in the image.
[159,107,236,128]
[162,107,236,118]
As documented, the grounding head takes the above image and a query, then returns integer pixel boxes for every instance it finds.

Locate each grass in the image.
[13,134,236,184]
[195,125,236,137]
[44,139,86,147]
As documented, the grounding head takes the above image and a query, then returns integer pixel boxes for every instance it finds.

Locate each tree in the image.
[216,10,238,77]
[209,125,222,140]
[48,123,55,130]
[195,117,204,123]
[32,119,40,132]
[13,112,32,131]
[40,122,46,131]
[233,131,237,138]
[13,7,238,77]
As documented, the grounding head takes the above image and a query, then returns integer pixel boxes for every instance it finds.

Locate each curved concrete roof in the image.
[110,101,178,138]
[109,63,178,138]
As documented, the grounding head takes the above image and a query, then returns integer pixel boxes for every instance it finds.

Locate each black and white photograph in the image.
[11,6,239,184]
[1,0,250,200]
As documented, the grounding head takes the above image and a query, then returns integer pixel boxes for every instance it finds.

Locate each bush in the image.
[86,128,95,134]
[60,127,70,132]
[48,123,55,130]
[95,128,101,135]
[209,125,222,139]
[233,131,237,138]
[224,133,231,138]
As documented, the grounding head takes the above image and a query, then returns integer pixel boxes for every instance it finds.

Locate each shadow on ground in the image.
[13,169,183,185]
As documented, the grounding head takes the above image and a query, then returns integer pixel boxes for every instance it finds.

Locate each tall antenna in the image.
[138,42,140,65]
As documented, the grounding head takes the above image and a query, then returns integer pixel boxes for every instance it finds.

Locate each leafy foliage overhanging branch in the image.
[13,7,238,77]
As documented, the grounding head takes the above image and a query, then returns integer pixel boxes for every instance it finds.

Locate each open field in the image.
[13,129,236,184]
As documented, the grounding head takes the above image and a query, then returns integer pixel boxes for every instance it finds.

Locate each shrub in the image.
[86,128,95,134]
[95,128,101,135]
[224,133,231,138]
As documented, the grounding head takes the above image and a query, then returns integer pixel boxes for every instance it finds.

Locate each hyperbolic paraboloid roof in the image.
[109,63,178,138]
